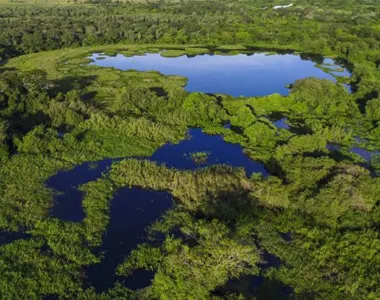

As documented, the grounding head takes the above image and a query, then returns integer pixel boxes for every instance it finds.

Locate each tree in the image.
[118,215,260,300]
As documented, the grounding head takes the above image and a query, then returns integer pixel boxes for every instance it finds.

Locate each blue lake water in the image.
[88,52,350,97]
[327,144,379,164]
[48,50,342,291]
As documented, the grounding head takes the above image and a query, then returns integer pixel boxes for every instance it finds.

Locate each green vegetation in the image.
[160,50,187,57]
[159,47,210,57]
[190,151,210,164]
[0,0,380,299]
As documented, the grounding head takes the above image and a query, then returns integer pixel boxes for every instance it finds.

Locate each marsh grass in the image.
[190,151,210,164]
[160,49,187,57]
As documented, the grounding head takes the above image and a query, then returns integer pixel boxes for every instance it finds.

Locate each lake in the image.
[88,52,351,97]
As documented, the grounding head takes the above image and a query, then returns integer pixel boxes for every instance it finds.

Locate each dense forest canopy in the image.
[0,0,379,59]
[0,0,379,299]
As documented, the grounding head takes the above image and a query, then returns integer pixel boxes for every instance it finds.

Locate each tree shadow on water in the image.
[215,274,294,300]
[0,231,29,247]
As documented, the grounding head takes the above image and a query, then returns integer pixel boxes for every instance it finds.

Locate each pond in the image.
[151,128,268,177]
[272,117,290,130]
[88,52,351,97]
[48,128,267,222]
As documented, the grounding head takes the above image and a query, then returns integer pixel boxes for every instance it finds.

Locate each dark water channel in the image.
[350,147,380,161]
[0,231,29,247]
[46,128,268,290]
[47,159,119,221]
[89,52,351,97]
[86,188,172,291]
[327,143,380,162]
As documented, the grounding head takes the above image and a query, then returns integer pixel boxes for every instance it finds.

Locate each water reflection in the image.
[0,232,28,247]
[89,52,350,97]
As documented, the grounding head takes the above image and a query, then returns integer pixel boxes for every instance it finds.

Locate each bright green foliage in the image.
[280,156,336,190]
[182,93,226,126]
[77,285,136,300]
[308,165,380,222]
[108,159,249,212]
[249,93,291,116]
[244,121,277,148]
[32,219,98,265]
[117,244,163,276]
[256,220,380,300]
[290,78,356,118]
[190,151,210,164]
[275,134,327,160]
[160,50,186,57]
[371,154,380,175]
[0,0,380,298]
[315,125,353,145]
[230,106,256,128]
[251,176,291,208]
[0,58,378,299]
[80,178,116,246]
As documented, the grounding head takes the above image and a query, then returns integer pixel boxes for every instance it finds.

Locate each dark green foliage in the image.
[0,0,380,299]
[365,98,380,121]
[118,213,260,300]
[0,238,83,299]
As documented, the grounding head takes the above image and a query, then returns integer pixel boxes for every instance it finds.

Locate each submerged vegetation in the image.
[0,0,380,299]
